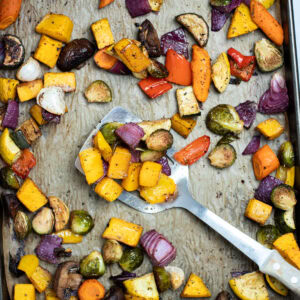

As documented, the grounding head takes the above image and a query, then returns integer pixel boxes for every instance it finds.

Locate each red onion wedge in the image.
[42,109,61,124]
[115,123,144,149]
[2,100,19,129]
[130,149,141,162]
[156,156,171,176]
[125,0,152,18]
[235,100,257,129]
[109,60,131,75]
[242,135,260,155]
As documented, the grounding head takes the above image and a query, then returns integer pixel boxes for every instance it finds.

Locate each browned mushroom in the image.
[215,291,232,300]
[53,261,83,299]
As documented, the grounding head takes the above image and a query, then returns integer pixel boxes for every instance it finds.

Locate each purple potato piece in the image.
[125,0,152,18]
[35,235,63,264]
[110,271,137,283]
[235,100,257,129]
[2,100,19,129]
[211,8,230,32]
[242,135,260,155]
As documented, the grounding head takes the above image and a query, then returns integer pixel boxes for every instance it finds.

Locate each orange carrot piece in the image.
[191,45,211,103]
[165,49,192,86]
[0,0,22,30]
[94,47,117,70]
[78,279,105,300]
[99,0,114,9]
[252,144,280,180]
[250,0,284,46]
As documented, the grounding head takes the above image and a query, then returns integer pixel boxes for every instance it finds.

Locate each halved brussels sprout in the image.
[13,211,31,240]
[80,250,106,278]
[119,248,144,272]
[100,122,123,145]
[153,266,171,292]
[102,240,123,264]
[70,210,94,235]
[0,167,20,189]
[208,144,236,169]
[32,207,55,235]
[256,225,281,249]
[271,184,297,210]
[278,141,295,168]
[146,130,173,152]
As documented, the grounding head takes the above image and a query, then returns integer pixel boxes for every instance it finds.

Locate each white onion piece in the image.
[16,57,42,82]
[165,266,185,290]
[37,87,66,115]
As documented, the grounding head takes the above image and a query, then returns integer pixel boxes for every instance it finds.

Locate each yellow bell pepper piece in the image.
[54,229,83,244]
[93,130,112,162]
[276,166,295,187]
[0,128,21,165]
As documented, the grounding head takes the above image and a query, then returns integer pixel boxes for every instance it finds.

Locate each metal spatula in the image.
[75,107,300,296]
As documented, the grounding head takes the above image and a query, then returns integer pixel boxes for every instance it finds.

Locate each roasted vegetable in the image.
[276,166,295,187]
[57,38,96,71]
[102,218,143,247]
[139,161,162,187]
[14,211,31,240]
[29,104,47,126]
[0,0,22,31]
[2,193,21,219]
[12,149,36,179]
[102,240,123,264]
[176,13,209,47]
[44,72,76,93]
[35,235,63,264]
[49,196,70,232]
[29,265,52,293]
[181,273,211,298]
[176,86,200,117]
[16,57,42,82]
[256,118,284,140]
[275,208,295,234]
[211,7,230,32]
[95,177,124,202]
[256,225,281,249]
[0,166,19,189]
[229,271,269,300]
[104,286,125,300]
[254,38,283,72]
[2,100,19,129]
[265,274,288,297]
[101,122,123,144]
[108,146,131,179]
[85,80,112,103]
[206,104,244,136]
[140,150,165,162]
[91,18,114,50]
[122,163,142,192]
[115,123,144,149]
[138,77,172,99]
[36,13,74,43]
[244,198,272,225]
[235,100,257,129]
[138,19,161,58]
[54,229,83,244]
[125,0,152,18]
[153,266,171,292]
[156,156,171,176]
[0,78,19,103]
[211,52,230,93]
[138,119,171,141]
[271,184,297,210]
[146,130,173,152]
[1,35,25,69]
[70,210,94,235]
[119,248,144,272]
[53,261,83,299]
[17,254,39,278]
[278,141,294,168]
[32,207,55,235]
[17,79,43,102]
[165,266,184,290]
[147,59,168,78]
[208,144,236,169]
[123,273,159,299]
[80,250,105,278]
[78,279,105,300]
[215,291,232,300]
[171,113,196,139]
[0,128,21,165]
[254,175,282,204]
[93,130,113,161]
[14,284,36,300]
[37,87,65,115]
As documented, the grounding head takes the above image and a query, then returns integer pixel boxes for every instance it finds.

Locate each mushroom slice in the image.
[49,196,70,232]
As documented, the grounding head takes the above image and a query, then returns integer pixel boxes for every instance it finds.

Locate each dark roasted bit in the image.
[54,247,73,258]
[215,291,232,300]
[104,286,125,300]
[2,193,22,219]
[2,35,25,69]
[147,59,169,78]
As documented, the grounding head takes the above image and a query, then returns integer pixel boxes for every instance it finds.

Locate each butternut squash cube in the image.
[95,177,123,202]
[0,78,19,103]
[139,161,162,187]
[256,118,284,140]
[44,72,76,92]
[108,146,131,179]
[283,249,300,269]
[181,273,211,298]
[171,113,197,139]
[18,118,42,144]
[114,39,151,73]
[18,254,39,278]
[273,233,300,257]
[102,217,143,247]
[29,266,52,293]
[244,198,272,225]
[14,284,36,300]
[34,35,63,68]
[36,13,73,43]
[54,229,83,244]
[45,288,59,300]
[91,18,114,50]
[93,130,112,162]
[227,3,258,39]
[140,174,177,204]
[79,148,104,185]
[17,79,43,102]
[17,178,48,212]
[122,163,142,192]
[30,105,47,126]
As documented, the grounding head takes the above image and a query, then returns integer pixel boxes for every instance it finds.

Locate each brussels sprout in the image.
[256,225,281,249]
[0,167,20,189]
[206,104,244,136]
[119,248,144,272]
[146,130,173,151]
[208,144,236,169]
[13,211,31,240]
[70,210,94,235]
[274,208,296,234]
[100,122,123,145]
[32,207,55,235]
[102,240,123,264]
[271,184,297,210]
[278,141,295,168]
[140,150,165,162]
[215,291,232,300]
[153,266,171,292]
[80,250,106,278]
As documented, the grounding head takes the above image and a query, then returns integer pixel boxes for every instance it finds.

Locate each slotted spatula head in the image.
[75,106,191,213]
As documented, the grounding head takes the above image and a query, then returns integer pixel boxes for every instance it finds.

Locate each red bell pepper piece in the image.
[227,48,256,69]
[174,135,210,165]
[12,149,36,179]
[138,77,172,99]
[229,58,256,82]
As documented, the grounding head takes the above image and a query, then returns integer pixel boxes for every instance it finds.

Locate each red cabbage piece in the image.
[42,109,61,124]
[0,39,5,66]
[160,28,189,59]
[214,0,243,13]
[258,73,289,114]
[130,149,141,162]
[2,100,19,129]
[156,156,171,175]
[242,135,260,155]
[35,235,63,264]
[115,123,144,149]
[254,175,283,204]
[140,229,176,266]
[235,100,257,129]
[211,8,230,31]
[125,0,152,18]
[109,60,131,75]
[110,271,137,283]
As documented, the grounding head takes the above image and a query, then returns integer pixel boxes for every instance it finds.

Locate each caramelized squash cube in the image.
[45,288,60,300]
[91,18,114,50]
[95,177,123,202]
[108,146,131,179]
[122,163,142,192]
[244,198,272,225]
[171,113,196,139]
[181,273,211,298]
[29,266,52,293]
[139,161,162,187]
[18,118,42,144]
[17,254,39,278]
[93,130,112,162]
[44,72,76,92]
[14,284,36,300]
[29,105,47,126]
[0,78,19,103]
[17,79,43,102]
[256,118,284,140]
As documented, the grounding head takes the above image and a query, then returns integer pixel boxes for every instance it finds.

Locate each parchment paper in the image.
[0,0,293,299]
